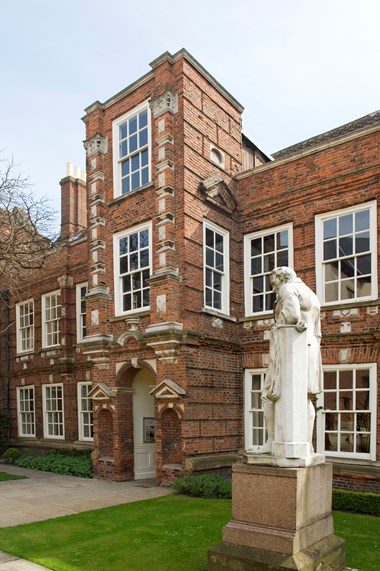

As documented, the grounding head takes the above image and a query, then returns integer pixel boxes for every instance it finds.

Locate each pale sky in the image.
[1,0,379,224]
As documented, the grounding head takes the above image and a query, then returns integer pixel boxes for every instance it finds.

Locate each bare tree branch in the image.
[0,156,59,296]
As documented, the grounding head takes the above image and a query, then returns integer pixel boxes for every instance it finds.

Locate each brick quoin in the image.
[1,49,379,492]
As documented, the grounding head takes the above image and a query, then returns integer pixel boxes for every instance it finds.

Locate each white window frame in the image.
[316,364,377,460]
[17,386,36,437]
[16,299,34,354]
[315,201,377,306]
[113,222,152,316]
[244,223,293,316]
[244,369,266,452]
[203,220,230,316]
[76,283,88,342]
[112,100,152,198]
[42,290,61,348]
[43,384,64,439]
[77,382,93,442]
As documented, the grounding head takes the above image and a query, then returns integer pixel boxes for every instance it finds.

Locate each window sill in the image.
[321,299,379,311]
[202,307,237,322]
[109,182,154,205]
[110,309,150,323]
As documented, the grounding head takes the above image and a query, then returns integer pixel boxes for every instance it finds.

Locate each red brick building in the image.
[1,50,379,491]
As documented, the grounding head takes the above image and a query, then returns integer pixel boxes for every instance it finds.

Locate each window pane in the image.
[356,370,369,389]
[139,109,148,128]
[206,248,214,267]
[340,280,354,300]
[339,391,353,410]
[355,209,369,231]
[131,154,139,172]
[325,282,338,302]
[277,250,288,266]
[251,257,262,275]
[253,276,263,293]
[141,168,149,185]
[122,177,130,194]
[357,255,371,276]
[324,371,337,390]
[215,252,224,271]
[131,172,139,190]
[277,230,288,248]
[129,115,137,134]
[340,258,355,279]
[340,434,354,452]
[325,433,338,451]
[215,233,224,253]
[340,371,353,389]
[357,277,371,297]
[323,239,336,261]
[355,231,369,254]
[356,391,369,411]
[121,160,130,176]
[356,433,370,453]
[325,412,338,430]
[263,234,275,253]
[141,149,149,167]
[119,123,127,140]
[324,392,336,410]
[251,238,262,256]
[325,262,338,281]
[252,295,263,313]
[339,214,353,235]
[251,375,261,391]
[339,236,353,256]
[139,128,148,147]
[323,218,336,239]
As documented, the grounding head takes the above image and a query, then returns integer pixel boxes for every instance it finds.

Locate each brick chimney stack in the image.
[60,162,87,240]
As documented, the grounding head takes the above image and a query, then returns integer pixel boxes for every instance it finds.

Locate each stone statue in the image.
[258,267,322,455]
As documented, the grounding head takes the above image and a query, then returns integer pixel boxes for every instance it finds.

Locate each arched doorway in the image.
[132,368,156,480]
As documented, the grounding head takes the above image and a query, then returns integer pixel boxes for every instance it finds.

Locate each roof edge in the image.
[236,122,380,180]
[83,49,245,118]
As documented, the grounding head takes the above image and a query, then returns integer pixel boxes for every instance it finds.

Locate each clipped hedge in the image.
[332,489,380,517]
[172,475,232,499]
[2,447,21,463]
[13,451,93,479]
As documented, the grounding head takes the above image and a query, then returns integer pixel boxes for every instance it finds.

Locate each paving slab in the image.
[0,463,172,570]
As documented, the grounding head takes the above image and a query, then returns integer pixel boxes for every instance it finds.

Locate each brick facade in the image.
[1,49,379,491]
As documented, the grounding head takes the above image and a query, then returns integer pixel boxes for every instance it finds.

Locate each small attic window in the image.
[210,146,224,168]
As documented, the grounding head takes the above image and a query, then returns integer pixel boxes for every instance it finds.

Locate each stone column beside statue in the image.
[208,268,346,570]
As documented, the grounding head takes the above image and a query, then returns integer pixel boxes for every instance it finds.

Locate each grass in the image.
[0,471,26,482]
[0,496,377,570]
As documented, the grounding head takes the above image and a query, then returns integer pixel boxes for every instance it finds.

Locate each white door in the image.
[132,370,156,480]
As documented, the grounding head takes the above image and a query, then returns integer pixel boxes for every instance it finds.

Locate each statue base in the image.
[208,535,346,570]
[243,451,325,469]
[208,462,346,570]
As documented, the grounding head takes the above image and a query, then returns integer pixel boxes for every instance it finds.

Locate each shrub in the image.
[14,451,93,478]
[332,489,380,516]
[172,475,232,499]
[2,447,21,464]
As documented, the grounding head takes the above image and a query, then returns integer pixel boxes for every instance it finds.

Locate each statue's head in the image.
[270,266,296,289]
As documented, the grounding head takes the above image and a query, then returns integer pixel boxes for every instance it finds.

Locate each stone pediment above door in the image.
[199,174,237,213]
[149,379,186,399]
[88,383,116,400]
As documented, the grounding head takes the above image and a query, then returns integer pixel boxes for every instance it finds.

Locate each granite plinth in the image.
[208,534,346,571]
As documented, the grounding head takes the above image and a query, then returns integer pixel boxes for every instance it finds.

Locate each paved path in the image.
[0,463,171,570]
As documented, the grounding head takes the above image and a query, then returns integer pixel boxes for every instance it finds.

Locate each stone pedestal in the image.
[208,463,346,570]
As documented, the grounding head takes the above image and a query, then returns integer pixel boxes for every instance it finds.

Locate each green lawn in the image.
[0,496,377,570]
[0,471,26,482]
